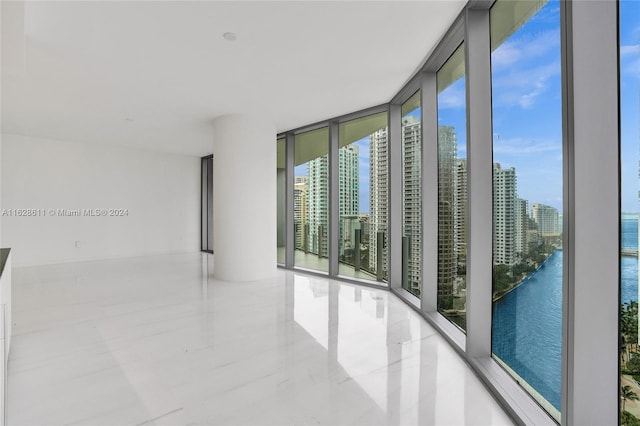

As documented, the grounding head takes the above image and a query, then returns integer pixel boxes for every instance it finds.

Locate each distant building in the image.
[402,116,422,294]
[338,145,359,256]
[454,158,468,262]
[531,203,559,237]
[306,145,360,259]
[515,198,529,256]
[358,213,370,244]
[369,128,388,278]
[308,156,329,257]
[558,213,563,235]
[438,126,457,309]
[294,176,308,251]
[493,163,517,266]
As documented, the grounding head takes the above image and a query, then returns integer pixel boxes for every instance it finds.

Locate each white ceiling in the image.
[1,1,467,157]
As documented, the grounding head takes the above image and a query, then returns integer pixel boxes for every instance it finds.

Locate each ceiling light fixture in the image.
[222,32,237,41]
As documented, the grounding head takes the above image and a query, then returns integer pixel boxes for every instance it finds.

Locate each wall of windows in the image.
[338,113,389,282]
[620,0,640,423]
[437,43,467,331]
[274,1,622,424]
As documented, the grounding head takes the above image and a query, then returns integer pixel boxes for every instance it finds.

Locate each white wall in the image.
[1,134,200,266]
[212,114,276,281]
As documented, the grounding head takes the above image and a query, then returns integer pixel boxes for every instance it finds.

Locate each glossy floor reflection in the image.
[8,253,513,425]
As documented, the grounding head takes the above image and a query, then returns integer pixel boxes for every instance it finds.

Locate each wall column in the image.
[213,114,276,281]
[562,1,619,424]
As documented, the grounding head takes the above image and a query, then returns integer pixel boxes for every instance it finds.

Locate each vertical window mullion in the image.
[421,72,439,313]
[465,7,493,360]
[329,121,339,276]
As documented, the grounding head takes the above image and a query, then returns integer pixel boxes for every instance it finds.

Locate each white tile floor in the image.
[7,253,513,425]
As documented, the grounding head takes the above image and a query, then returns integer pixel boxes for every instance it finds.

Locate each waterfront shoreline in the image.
[493,249,559,303]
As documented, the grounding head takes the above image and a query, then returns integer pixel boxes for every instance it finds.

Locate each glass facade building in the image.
[401,92,422,297]
[437,43,467,331]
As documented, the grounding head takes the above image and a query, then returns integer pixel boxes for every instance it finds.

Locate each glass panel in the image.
[294,127,329,272]
[490,0,562,420]
[338,112,389,282]
[201,156,213,252]
[277,137,286,264]
[620,0,640,422]
[401,91,422,296]
[437,43,467,331]
[201,157,207,251]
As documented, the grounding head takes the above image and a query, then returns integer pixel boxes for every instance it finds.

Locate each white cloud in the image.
[491,41,522,69]
[621,44,640,57]
[621,44,640,78]
[438,84,465,109]
[492,30,560,73]
[492,137,561,156]
[493,61,560,109]
[519,78,548,109]
[491,28,562,109]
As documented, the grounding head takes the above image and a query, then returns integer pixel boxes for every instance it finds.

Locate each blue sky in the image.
[297,0,640,216]
[489,0,563,212]
[440,0,638,214]
[621,0,640,213]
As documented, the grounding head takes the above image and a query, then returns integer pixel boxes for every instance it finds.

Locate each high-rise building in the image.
[307,146,360,260]
[338,145,359,217]
[558,214,563,235]
[294,176,308,251]
[454,158,468,260]
[402,115,422,293]
[293,176,309,250]
[438,126,457,308]
[515,197,529,256]
[358,214,370,246]
[369,128,388,278]
[338,145,359,255]
[531,203,559,237]
[493,163,517,266]
[308,156,329,257]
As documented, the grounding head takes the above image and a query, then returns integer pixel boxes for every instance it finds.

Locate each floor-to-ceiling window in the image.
[619,0,640,423]
[294,127,329,273]
[437,43,467,331]
[401,91,422,296]
[270,1,625,422]
[490,0,563,420]
[338,112,388,283]
[277,137,286,265]
[201,155,213,253]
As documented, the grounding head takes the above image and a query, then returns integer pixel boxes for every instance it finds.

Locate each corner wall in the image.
[0,134,200,266]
